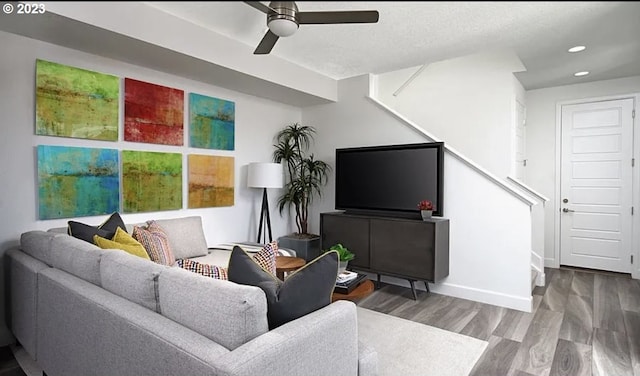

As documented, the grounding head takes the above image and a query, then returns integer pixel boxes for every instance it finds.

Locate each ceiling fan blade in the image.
[298,10,379,25]
[244,1,276,15]
[254,30,280,54]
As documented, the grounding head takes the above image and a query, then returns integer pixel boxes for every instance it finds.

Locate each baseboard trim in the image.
[369,273,533,313]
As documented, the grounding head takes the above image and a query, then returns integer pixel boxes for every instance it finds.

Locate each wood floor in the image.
[357,267,640,376]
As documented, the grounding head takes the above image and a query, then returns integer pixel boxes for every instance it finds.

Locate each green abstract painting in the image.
[36,59,119,141]
[37,145,120,220]
[122,150,182,213]
[189,93,235,150]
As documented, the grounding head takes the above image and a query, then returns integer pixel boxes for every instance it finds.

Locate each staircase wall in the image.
[304,74,534,312]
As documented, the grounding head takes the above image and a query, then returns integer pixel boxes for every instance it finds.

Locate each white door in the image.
[560,98,634,273]
[514,100,527,181]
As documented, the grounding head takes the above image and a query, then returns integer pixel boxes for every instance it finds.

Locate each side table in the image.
[275,256,306,280]
[331,279,374,303]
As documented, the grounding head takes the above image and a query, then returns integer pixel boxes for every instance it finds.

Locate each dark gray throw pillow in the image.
[228,246,339,329]
[68,212,127,244]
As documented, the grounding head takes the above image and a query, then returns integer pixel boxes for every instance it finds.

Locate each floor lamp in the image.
[248,162,283,244]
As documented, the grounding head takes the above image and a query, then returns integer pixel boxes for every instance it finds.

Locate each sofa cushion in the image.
[158,267,268,350]
[153,217,208,259]
[176,259,228,280]
[177,242,277,281]
[68,212,127,244]
[20,230,61,266]
[100,250,167,312]
[50,235,104,286]
[186,249,232,268]
[133,221,176,266]
[94,227,150,260]
[228,246,338,329]
[37,268,230,376]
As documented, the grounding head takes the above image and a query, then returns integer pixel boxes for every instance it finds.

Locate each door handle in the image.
[562,208,575,213]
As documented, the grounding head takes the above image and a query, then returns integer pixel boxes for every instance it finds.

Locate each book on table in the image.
[336,270,358,284]
[334,273,367,295]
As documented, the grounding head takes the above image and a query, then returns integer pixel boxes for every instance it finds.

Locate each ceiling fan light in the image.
[568,45,586,53]
[268,18,298,37]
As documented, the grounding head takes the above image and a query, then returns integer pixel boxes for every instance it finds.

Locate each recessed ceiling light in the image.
[568,45,586,53]
[574,71,590,77]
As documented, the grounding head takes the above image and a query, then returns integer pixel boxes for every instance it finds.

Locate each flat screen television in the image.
[335,142,444,218]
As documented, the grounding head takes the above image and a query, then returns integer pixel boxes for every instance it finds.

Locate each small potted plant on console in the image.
[323,243,355,273]
[418,200,434,220]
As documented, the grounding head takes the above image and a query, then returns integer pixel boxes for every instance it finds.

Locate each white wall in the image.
[375,51,526,179]
[304,75,532,312]
[21,2,338,104]
[0,30,301,345]
[525,76,640,269]
[511,75,526,178]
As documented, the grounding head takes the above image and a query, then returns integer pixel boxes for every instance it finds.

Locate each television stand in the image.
[320,211,449,300]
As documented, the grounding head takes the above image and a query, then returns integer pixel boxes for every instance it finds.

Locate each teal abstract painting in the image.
[189,93,235,150]
[38,145,119,220]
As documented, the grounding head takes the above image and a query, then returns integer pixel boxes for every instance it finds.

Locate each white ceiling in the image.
[146,1,640,90]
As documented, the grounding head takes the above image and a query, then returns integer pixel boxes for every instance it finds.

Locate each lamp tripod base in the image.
[257,188,273,244]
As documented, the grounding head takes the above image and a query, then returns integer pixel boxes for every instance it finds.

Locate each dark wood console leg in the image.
[376,274,381,289]
[424,281,430,293]
[409,280,418,300]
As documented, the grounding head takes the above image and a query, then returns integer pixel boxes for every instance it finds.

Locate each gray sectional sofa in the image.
[6,216,377,376]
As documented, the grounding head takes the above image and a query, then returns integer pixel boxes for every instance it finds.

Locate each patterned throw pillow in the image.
[176,259,228,280]
[251,241,278,276]
[133,221,176,266]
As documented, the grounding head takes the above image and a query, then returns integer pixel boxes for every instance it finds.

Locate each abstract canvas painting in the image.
[37,145,119,220]
[189,93,235,150]
[35,59,119,141]
[188,154,234,208]
[122,150,182,213]
[124,78,184,146]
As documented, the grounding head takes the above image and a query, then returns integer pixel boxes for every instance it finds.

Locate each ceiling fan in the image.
[244,1,379,55]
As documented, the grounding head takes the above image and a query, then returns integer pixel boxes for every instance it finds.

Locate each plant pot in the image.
[277,234,321,262]
[420,210,433,221]
[338,260,349,274]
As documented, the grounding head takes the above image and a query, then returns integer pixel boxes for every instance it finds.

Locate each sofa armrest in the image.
[216,300,360,376]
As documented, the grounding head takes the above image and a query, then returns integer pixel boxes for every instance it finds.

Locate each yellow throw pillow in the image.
[94,227,151,260]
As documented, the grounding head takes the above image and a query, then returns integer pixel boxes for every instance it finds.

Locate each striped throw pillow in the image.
[133,221,176,266]
[176,259,228,280]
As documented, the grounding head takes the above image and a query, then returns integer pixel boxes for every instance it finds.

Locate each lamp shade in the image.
[247,162,283,189]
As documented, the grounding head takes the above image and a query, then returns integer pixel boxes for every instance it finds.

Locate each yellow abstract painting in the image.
[188,154,234,208]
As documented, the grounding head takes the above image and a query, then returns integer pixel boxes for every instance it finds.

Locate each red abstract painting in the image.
[124,78,184,146]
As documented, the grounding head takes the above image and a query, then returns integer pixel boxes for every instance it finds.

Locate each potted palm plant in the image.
[273,123,330,261]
